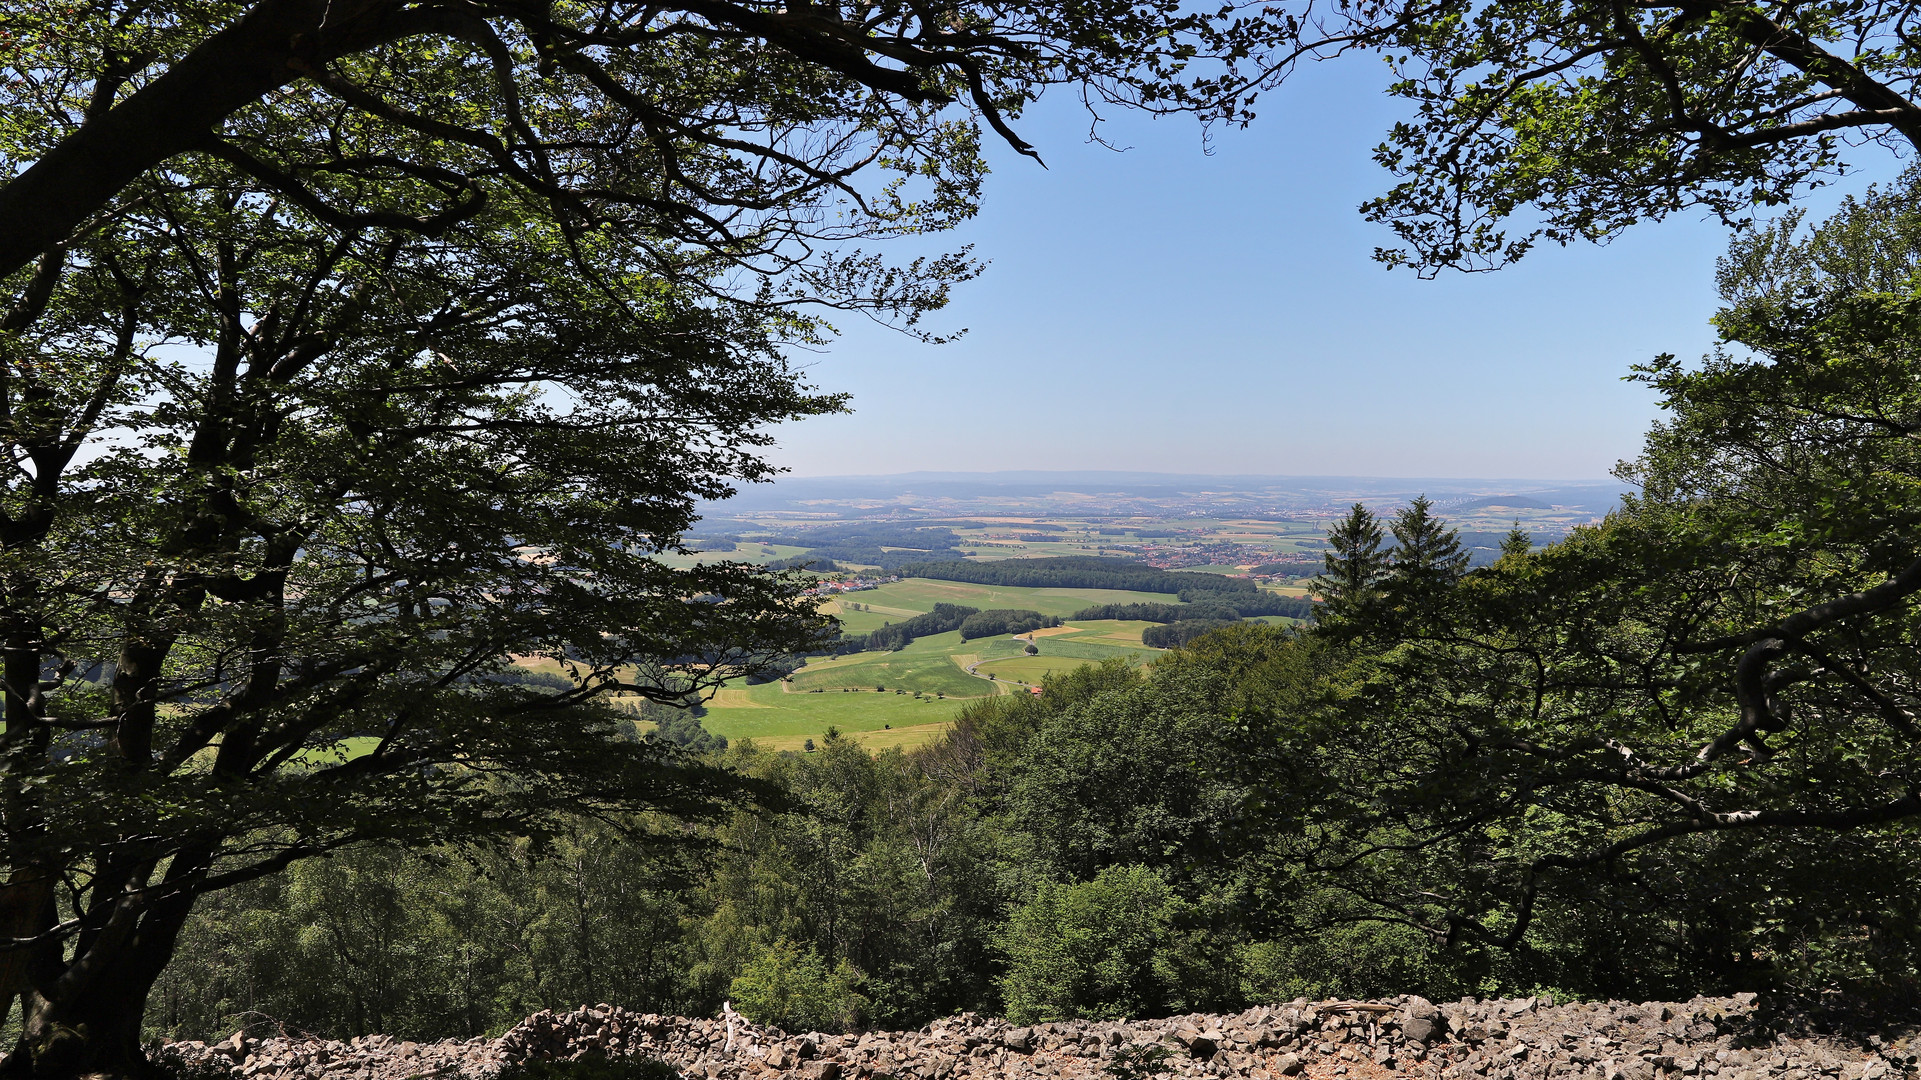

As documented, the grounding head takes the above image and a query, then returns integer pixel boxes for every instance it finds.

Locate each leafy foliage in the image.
[1233,170,1921,1002]
[728,940,868,1034]
[867,604,980,651]
[1104,1042,1178,1080]
[1271,0,1921,273]
[958,611,1060,640]
[1140,621,1245,648]
[997,866,1210,1024]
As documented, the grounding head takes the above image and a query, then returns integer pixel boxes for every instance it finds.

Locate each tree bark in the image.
[0,866,204,1079]
[0,0,329,280]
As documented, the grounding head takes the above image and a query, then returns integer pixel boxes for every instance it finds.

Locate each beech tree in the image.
[1249,0,1921,272]
[0,0,1300,1073]
[0,148,856,1075]
[0,0,1282,284]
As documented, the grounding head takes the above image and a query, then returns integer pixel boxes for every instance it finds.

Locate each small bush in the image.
[998,865,1217,1023]
[729,939,867,1033]
[1105,1044,1177,1080]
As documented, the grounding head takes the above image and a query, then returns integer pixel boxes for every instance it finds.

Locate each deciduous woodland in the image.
[8,0,1921,1071]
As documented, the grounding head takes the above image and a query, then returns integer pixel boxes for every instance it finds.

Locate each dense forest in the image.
[847,607,1063,650]
[1175,591,1315,617]
[1070,602,1196,623]
[1139,620,1245,648]
[1247,559,1322,578]
[145,652,1441,1042]
[903,557,1255,594]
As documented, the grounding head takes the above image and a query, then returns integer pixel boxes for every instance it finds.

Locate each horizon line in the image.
[767,469,1624,485]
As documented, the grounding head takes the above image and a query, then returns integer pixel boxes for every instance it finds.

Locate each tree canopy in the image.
[1245,170,1921,992]
[0,0,1288,284]
[1244,0,1921,272]
[0,141,851,1076]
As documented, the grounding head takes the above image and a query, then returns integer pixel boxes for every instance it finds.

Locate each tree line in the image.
[1247,559,1322,578]
[1073,595,1316,625]
[859,604,978,651]
[838,606,1062,651]
[1139,621,1245,648]
[959,611,1062,640]
[903,558,1256,595]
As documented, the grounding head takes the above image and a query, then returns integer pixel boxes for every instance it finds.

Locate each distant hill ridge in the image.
[1455,495,1554,510]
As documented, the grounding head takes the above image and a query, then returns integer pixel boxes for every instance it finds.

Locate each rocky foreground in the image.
[161,996,1918,1080]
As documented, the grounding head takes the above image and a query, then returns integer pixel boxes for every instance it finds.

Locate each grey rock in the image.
[1405,1019,1443,1046]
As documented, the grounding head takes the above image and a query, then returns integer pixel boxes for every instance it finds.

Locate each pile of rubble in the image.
[159,995,1917,1080]
[160,1032,505,1080]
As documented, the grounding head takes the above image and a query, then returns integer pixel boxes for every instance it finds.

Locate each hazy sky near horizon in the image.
[763,60,1896,481]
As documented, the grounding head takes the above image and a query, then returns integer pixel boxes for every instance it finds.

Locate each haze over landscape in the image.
[756,69,1895,482]
[703,470,1627,521]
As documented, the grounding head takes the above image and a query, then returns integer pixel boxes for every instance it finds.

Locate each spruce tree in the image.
[1387,495,1470,593]
[1501,522,1534,559]
[1315,503,1388,619]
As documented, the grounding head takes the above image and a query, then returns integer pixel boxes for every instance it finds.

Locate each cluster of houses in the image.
[799,576,895,598]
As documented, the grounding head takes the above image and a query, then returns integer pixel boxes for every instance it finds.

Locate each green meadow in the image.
[702,581,1171,751]
[477,581,1178,755]
[699,679,969,752]
[821,578,1180,632]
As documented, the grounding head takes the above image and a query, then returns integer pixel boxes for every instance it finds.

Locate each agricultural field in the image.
[650,542,811,570]
[697,679,968,753]
[698,580,1169,752]
[820,578,1181,632]
[628,500,1607,755]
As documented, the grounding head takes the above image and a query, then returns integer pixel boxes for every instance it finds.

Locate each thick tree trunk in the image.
[4,977,161,1079]
[0,888,199,1079]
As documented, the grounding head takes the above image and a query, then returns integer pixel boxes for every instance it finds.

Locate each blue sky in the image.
[766,59,1887,481]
